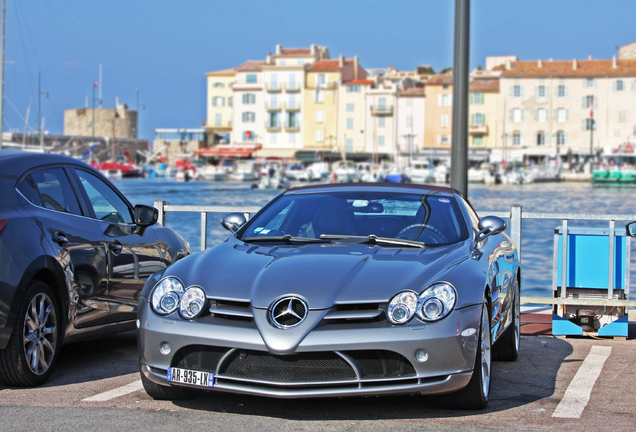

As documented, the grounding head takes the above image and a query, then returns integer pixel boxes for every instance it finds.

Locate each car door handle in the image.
[51,232,69,246]
[108,241,123,254]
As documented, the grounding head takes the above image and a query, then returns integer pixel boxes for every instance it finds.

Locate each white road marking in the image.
[82,380,144,402]
[552,345,612,419]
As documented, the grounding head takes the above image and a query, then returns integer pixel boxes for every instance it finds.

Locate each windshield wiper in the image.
[242,234,332,244]
[320,234,425,248]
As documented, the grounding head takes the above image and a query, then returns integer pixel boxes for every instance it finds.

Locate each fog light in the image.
[415,349,428,363]
[160,343,171,355]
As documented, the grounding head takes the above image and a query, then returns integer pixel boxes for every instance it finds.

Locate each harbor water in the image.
[112,178,636,299]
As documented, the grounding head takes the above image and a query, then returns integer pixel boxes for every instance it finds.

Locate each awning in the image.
[197,144,262,158]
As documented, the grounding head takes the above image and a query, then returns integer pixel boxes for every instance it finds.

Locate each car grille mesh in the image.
[171,346,416,385]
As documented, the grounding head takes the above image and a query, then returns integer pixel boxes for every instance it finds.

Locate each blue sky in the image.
[4,0,636,141]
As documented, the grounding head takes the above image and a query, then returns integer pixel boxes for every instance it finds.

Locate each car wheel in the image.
[0,280,61,387]
[140,368,198,400]
[441,299,491,410]
[493,278,520,361]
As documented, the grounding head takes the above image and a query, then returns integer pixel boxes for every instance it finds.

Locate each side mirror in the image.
[477,216,507,240]
[221,212,247,233]
[134,204,159,226]
[627,221,636,237]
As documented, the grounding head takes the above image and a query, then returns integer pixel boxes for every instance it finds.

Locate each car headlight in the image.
[179,286,206,320]
[387,291,418,325]
[150,277,184,315]
[417,283,457,321]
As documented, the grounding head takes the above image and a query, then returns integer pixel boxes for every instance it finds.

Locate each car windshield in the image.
[240,191,468,245]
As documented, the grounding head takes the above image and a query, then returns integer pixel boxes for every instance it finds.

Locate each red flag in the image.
[590,98,594,118]
[94,82,98,88]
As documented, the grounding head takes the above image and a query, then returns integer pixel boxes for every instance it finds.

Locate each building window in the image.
[316,74,327,89]
[287,112,299,128]
[215,113,222,127]
[406,115,413,128]
[438,135,450,144]
[246,74,257,84]
[536,108,548,122]
[473,135,484,145]
[378,116,386,128]
[242,112,255,123]
[288,132,296,144]
[347,118,354,130]
[471,113,484,126]
[556,108,568,123]
[242,93,255,104]
[511,85,523,98]
[584,118,596,131]
[270,132,278,144]
[316,130,324,143]
[439,94,451,106]
[556,131,566,145]
[536,85,547,98]
[406,98,413,107]
[536,131,545,146]
[615,80,625,91]
[512,132,522,146]
[472,92,484,105]
[511,108,523,123]
[346,103,354,112]
[557,85,568,97]
[619,110,627,123]
[346,85,360,93]
[313,91,324,103]
[315,110,324,123]
[212,82,225,88]
[441,114,449,128]
[212,96,225,107]
[583,95,596,109]
[585,78,596,88]
[228,97,233,107]
[267,112,280,128]
[346,138,353,152]
[378,135,385,147]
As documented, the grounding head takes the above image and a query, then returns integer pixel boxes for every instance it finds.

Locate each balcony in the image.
[285,82,301,92]
[203,120,232,129]
[265,82,282,92]
[469,124,488,135]
[370,105,394,116]
[266,102,282,111]
[284,101,301,111]
[284,121,301,132]
[265,122,282,132]
[308,82,337,90]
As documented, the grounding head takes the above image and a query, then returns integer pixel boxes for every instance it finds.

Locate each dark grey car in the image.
[0,150,190,386]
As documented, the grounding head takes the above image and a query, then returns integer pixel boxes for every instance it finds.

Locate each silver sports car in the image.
[138,183,520,409]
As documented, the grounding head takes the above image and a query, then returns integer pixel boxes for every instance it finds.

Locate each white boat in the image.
[230,161,258,181]
[331,161,361,183]
[201,164,228,181]
[285,162,310,181]
[305,161,330,181]
[407,159,433,184]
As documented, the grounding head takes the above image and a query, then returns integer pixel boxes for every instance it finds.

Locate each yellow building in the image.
[205,68,236,146]
[423,74,453,149]
[304,56,366,153]
[469,78,499,149]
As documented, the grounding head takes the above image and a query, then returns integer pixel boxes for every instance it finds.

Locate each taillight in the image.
[0,218,7,235]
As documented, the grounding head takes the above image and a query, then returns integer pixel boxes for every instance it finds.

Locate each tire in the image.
[493,278,520,362]
[140,368,198,400]
[441,299,491,410]
[0,280,61,387]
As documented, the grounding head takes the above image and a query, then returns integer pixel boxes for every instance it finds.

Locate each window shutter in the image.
[483,114,486,124]
[469,93,474,104]
[521,110,525,122]
[470,114,475,125]
[565,86,569,97]
[566,109,569,121]
[565,132,569,145]
[533,109,538,121]
[509,109,513,122]
[520,132,525,146]
[520,86,525,98]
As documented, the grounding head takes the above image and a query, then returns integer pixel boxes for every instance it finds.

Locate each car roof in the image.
[285,182,461,197]
[0,150,94,176]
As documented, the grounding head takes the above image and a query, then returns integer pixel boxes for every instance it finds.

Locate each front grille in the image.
[170,346,416,386]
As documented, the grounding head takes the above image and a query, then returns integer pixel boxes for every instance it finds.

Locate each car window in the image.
[74,169,133,224]
[17,168,82,215]
[241,192,468,245]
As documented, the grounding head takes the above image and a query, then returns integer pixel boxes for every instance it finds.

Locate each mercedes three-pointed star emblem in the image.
[270,296,308,329]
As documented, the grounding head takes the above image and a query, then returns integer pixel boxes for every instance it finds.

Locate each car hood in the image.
[167,237,471,310]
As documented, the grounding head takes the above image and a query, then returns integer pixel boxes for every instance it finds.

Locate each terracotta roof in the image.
[400,88,426,96]
[309,59,352,71]
[236,61,267,72]
[470,78,499,92]
[501,59,636,77]
[345,79,374,85]
[206,68,236,76]
[281,48,311,56]
[425,74,454,86]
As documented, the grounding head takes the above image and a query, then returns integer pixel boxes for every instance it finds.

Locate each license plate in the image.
[167,367,215,387]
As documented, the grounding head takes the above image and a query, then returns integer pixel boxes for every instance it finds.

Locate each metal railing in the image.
[153,200,636,307]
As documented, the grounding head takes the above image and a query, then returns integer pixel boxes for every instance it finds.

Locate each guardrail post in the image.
[608,219,615,301]
[510,205,522,261]
[154,200,166,226]
[200,212,208,251]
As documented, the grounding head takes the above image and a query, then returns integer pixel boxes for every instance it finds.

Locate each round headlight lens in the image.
[417,283,457,321]
[387,291,418,325]
[179,286,206,320]
[151,277,184,315]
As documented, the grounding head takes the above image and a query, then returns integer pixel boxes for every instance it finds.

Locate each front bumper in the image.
[138,302,482,398]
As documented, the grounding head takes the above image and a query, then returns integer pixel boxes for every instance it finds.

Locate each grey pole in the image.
[450,0,470,197]
[0,0,5,149]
